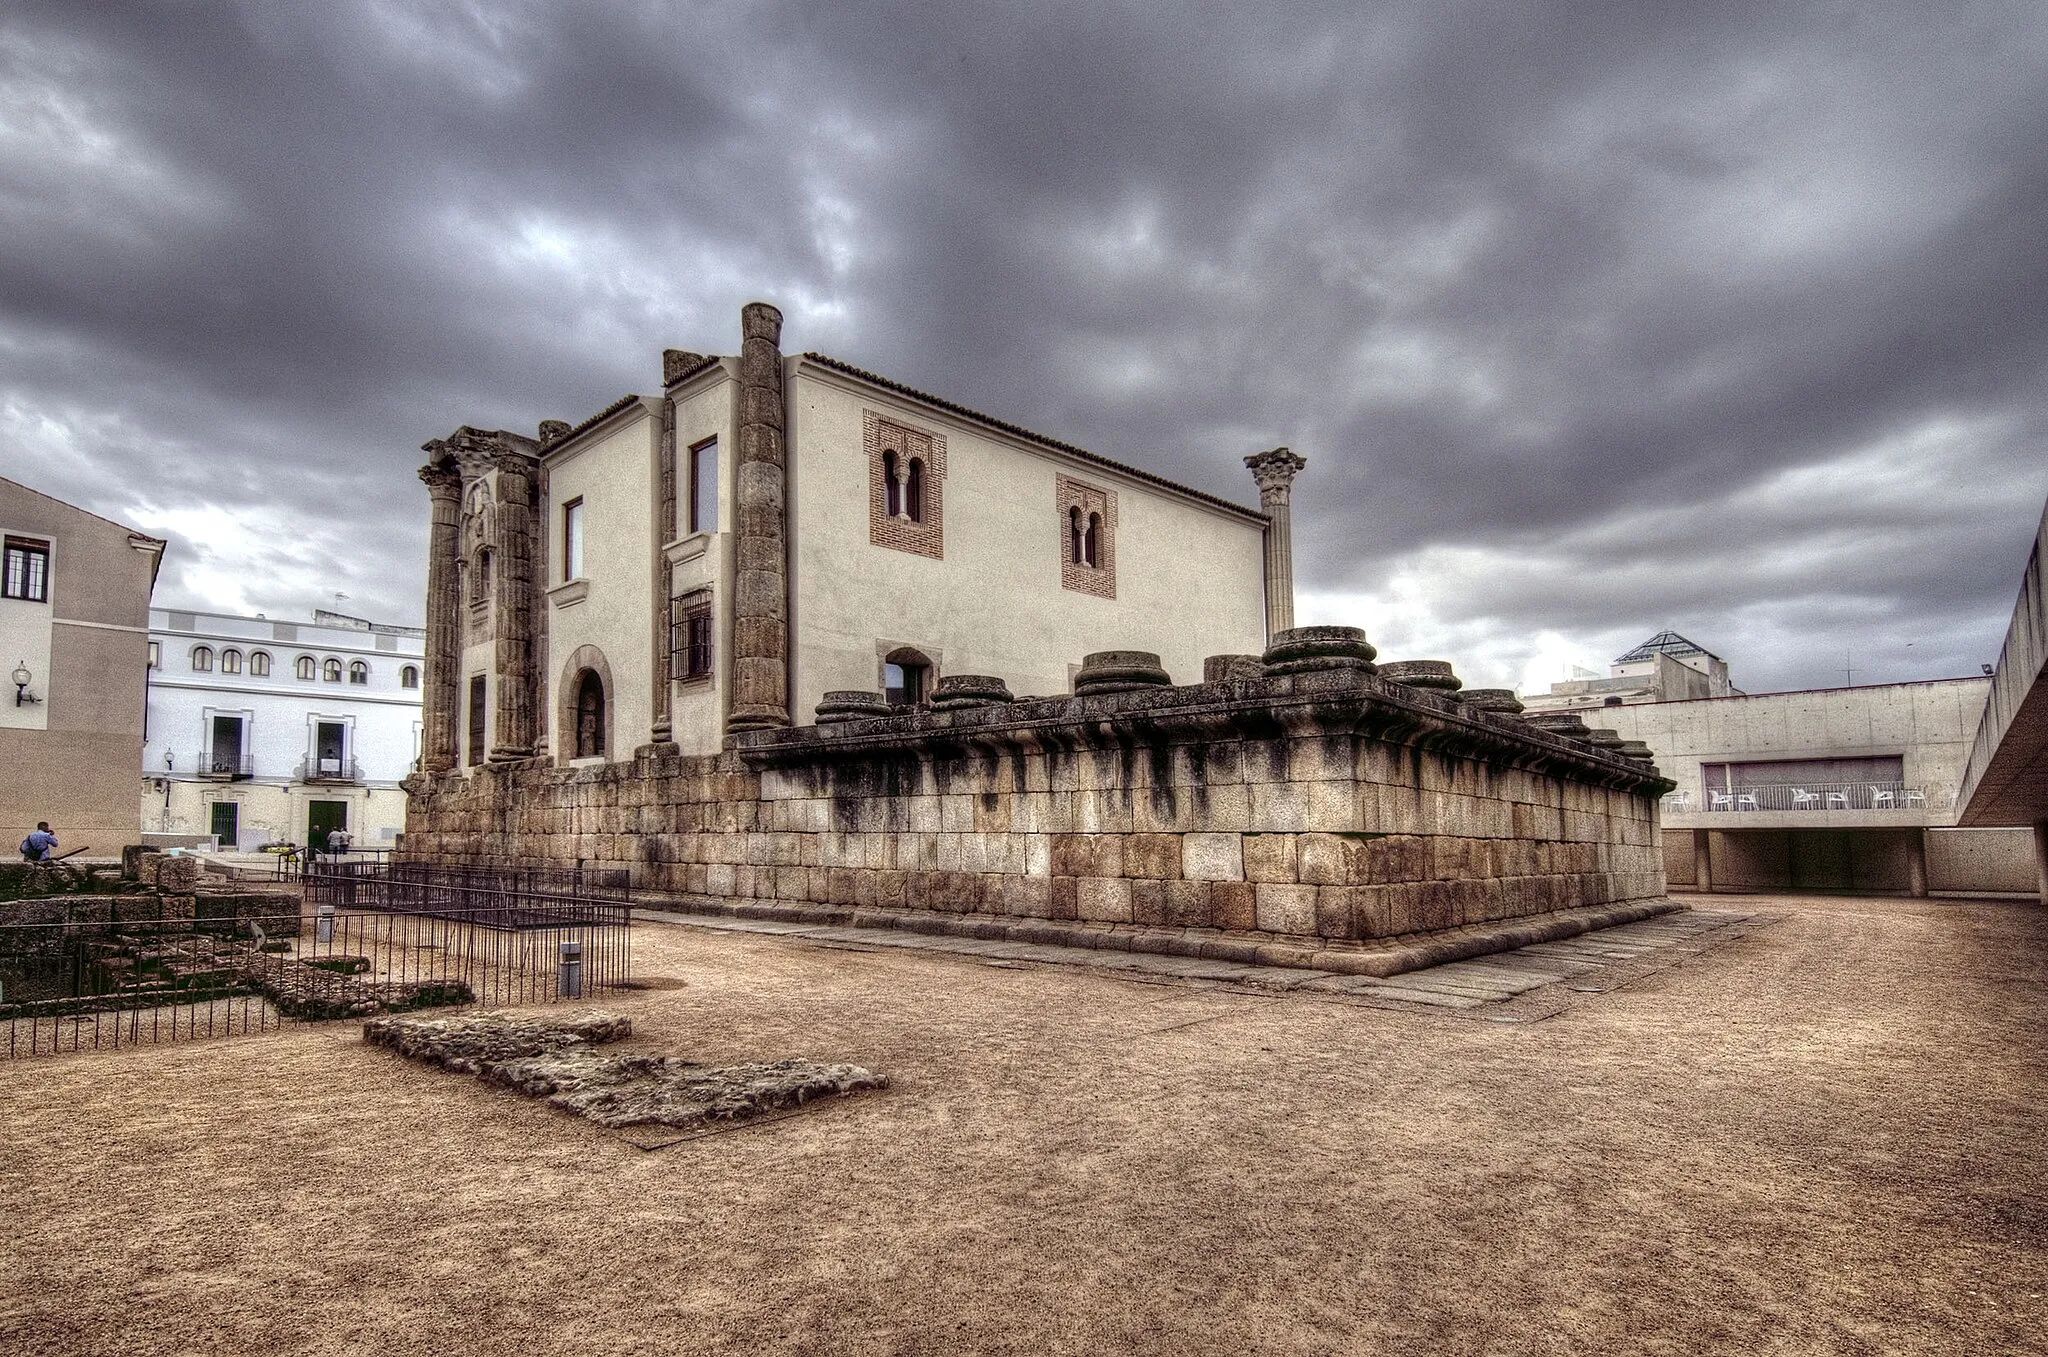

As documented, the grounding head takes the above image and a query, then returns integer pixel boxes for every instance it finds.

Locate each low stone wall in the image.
[401,666,1672,952]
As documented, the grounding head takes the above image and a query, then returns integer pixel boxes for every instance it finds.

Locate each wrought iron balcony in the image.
[296,755,361,784]
[191,751,254,781]
[1690,782,1932,813]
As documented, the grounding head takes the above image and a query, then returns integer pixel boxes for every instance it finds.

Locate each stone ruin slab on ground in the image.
[363,1009,886,1130]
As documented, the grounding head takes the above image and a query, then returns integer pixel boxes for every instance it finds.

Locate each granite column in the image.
[419,462,464,772]
[726,302,790,733]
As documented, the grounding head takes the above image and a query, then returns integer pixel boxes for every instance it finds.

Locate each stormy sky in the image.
[5,1,2045,696]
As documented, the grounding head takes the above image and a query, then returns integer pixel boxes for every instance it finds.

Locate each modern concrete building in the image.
[1955,492,2048,900]
[1582,676,2035,896]
[414,302,1286,772]
[0,476,165,855]
[143,607,424,849]
[1523,630,1739,713]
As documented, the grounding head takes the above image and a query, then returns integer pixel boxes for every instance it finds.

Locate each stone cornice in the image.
[732,668,1674,794]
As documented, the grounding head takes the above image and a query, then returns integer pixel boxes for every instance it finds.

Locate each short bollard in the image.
[558,940,584,998]
[316,904,335,944]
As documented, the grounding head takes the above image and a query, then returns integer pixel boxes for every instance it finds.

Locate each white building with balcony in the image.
[142,607,424,850]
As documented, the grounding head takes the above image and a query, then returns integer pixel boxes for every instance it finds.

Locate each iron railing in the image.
[304,859,631,927]
[1697,782,1932,812]
[2,887,631,1060]
[192,751,255,779]
[295,756,362,783]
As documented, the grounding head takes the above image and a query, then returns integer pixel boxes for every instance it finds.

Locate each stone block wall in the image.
[401,668,1671,949]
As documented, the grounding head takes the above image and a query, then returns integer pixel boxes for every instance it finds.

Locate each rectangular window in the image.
[689,439,718,534]
[671,591,713,681]
[467,675,487,766]
[147,641,160,669]
[3,537,50,602]
[562,499,585,581]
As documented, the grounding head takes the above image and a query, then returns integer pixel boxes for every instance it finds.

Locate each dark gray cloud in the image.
[3,0,2044,695]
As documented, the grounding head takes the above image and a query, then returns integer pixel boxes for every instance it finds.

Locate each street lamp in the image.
[12,662,38,707]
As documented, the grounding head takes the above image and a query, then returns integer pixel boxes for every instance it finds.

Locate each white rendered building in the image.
[414,302,1297,771]
[142,607,424,848]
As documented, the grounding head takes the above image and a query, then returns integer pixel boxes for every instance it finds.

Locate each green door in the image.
[307,800,348,852]
[209,801,238,849]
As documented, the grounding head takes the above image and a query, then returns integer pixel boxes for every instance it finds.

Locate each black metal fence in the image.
[304,860,631,927]
[1,875,632,1060]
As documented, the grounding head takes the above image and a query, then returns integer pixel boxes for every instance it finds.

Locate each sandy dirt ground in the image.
[1,891,2043,1357]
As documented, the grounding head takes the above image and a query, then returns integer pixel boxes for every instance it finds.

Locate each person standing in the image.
[20,822,57,863]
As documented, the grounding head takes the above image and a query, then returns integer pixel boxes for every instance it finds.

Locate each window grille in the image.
[2,537,49,602]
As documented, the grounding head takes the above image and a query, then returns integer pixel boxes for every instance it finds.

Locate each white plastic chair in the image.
[1902,789,1926,808]
[1792,789,1819,809]
[1824,791,1849,809]
[1871,788,1896,808]
[1738,792,1759,810]
[1710,792,1735,811]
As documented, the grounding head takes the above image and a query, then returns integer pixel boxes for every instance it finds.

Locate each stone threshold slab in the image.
[635,905,1760,1014]
[630,895,1686,980]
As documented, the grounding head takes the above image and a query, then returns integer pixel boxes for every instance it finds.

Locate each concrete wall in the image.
[1591,678,1990,828]
[1663,826,2036,896]
[786,363,1269,715]
[0,478,161,853]
[402,669,1670,967]
[1957,494,2048,827]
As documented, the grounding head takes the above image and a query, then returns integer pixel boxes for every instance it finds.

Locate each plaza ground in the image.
[1,891,2043,1356]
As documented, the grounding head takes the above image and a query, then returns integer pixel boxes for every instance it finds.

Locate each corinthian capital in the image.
[1244,446,1307,505]
[419,459,463,500]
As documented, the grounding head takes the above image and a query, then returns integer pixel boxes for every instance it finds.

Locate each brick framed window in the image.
[867,411,945,558]
[670,589,714,683]
[3,537,50,602]
[1056,474,1117,598]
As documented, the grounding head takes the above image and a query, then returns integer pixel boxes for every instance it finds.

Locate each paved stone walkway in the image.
[636,904,1770,1021]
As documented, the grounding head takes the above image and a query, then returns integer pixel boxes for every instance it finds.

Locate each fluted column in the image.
[419,461,464,771]
[489,451,536,759]
[1244,446,1307,638]
[726,301,790,733]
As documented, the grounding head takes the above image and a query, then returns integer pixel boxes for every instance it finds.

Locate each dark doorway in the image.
[209,715,243,775]
[575,669,606,758]
[316,721,346,777]
[307,800,347,852]
[209,801,238,849]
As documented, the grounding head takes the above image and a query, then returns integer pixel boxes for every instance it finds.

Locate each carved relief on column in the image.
[1244,446,1307,639]
[726,301,791,734]
[489,449,537,760]
[417,459,465,772]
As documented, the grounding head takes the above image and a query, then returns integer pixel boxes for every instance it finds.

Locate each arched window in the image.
[190,645,213,672]
[1083,512,1101,568]
[220,648,242,675]
[249,651,271,677]
[906,457,925,523]
[882,449,901,518]
[574,668,606,758]
[348,660,369,685]
[883,647,931,706]
[296,655,317,681]
[322,657,343,682]
[1069,506,1085,564]
[401,664,419,690]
